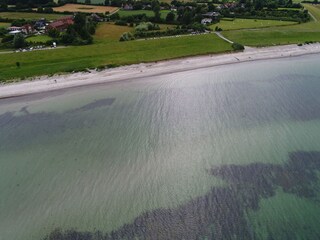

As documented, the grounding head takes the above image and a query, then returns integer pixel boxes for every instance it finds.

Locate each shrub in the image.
[115,20,127,26]
[232,42,245,51]
[119,32,135,41]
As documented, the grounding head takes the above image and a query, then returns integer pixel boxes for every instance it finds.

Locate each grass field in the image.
[52,4,118,13]
[26,35,53,43]
[210,18,297,31]
[0,34,232,81]
[0,22,10,28]
[94,23,133,43]
[222,4,320,46]
[0,12,67,20]
[94,22,176,43]
[118,10,173,19]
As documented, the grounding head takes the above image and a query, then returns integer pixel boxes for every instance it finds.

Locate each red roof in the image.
[48,16,74,30]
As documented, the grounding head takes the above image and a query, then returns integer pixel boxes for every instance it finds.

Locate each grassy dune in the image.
[0,34,232,81]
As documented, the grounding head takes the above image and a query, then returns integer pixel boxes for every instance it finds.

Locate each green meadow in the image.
[0,33,232,81]
[222,4,320,46]
[118,9,173,19]
[26,35,53,43]
[210,18,297,31]
[1,4,320,81]
[0,22,10,27]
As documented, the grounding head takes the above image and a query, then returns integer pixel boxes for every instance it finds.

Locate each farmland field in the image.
[0,12,68,20]
[0,34,232,81]
[210,18,297,31]
[118,10,173,19]
[94,23,133,42]
[222,4,320,46]
[52,4,118,13]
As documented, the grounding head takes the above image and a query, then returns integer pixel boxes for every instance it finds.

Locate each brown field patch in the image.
[53,4,118,13]
[94,22,133,42]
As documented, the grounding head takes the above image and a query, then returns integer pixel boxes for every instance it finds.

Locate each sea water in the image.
[1,55,320,240]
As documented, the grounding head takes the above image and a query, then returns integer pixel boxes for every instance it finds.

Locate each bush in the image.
[119,32,135,41]
[1,34,14,43]
[115,20,127,26]
[48,28,60,38]
[166,11,175,22]
[232,42,245,51]
[135,22,160,32]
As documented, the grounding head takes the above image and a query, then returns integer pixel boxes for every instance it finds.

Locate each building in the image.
[202,12,221,21]
[201,18,213,25]
[47,16,74,32]
[7,24,34,35]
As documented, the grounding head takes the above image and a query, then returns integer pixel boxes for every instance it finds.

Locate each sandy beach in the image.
[1,43,320,99]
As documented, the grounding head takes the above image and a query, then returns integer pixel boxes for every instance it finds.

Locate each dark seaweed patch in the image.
[43,151,320,240]
[0,98,115,151]
[70,98,115,113]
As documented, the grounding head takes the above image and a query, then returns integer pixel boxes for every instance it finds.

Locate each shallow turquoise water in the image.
[1,55,320,240]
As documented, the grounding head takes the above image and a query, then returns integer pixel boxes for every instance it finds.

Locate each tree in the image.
[85,0,90,4]
[182,10,192,25]
[48,28,60,38]
[153,4,161,22]
[166,11,175,22]
[13,33,26,48]
[0,0,8,10]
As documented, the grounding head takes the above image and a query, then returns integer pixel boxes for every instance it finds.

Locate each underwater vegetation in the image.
[43,151,320,240]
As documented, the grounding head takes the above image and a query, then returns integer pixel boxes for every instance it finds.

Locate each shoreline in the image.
[1,43,320,99]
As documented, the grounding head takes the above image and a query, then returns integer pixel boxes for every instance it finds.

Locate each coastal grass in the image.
[222,4,320,47]
[0,12,68,20]
[210,18,297,31]
[0,34,232,81]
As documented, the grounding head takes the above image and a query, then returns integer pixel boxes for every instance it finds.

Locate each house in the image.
[123,4,133,10]
[91,13,103,22]
[7,24,34,35]
[201,18,213,25]
[8,30,22,35]
[34,18,47,29]
[8,26,22,32]
[47,16,74,32]
[202,12,221,21]
[22,24,34,35]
